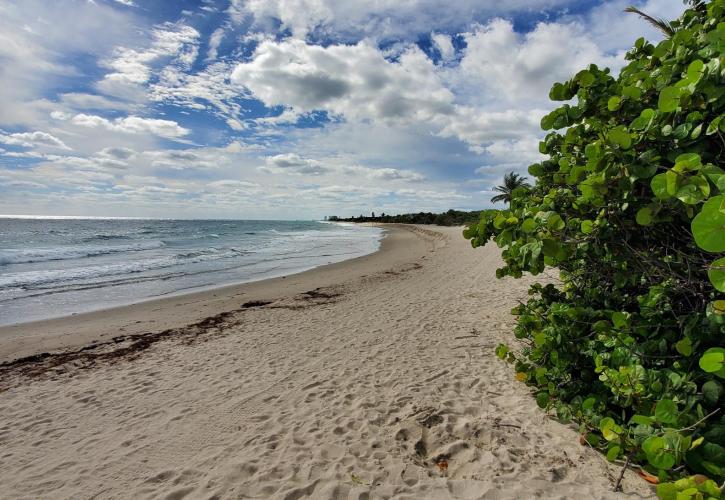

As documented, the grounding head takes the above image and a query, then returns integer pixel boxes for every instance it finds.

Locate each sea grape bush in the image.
[464,1,724,493]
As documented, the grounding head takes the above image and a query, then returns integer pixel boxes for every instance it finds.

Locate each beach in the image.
[0,225,653,499]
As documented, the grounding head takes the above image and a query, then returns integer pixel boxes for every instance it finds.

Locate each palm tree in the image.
[490,172,530,205]
[624,1,703,38]
[624,6,675,37]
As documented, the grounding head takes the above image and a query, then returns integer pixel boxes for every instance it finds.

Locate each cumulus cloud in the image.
[231,39,454,125]
[0,130,71,150]
[69,114,190,139]
[458,19,623,104]
[261,153,330,175]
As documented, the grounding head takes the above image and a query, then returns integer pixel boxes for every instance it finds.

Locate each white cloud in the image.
[0,130,71,150]
[0,0,138,127]
[206,28,225,61]
[231,39,454,125]
[432,33,455,61]
[261,153,330,175]
[98,146,135,160]
[150,61,244,126]
[97,23,200,100]
[230,0,574,40]
[457,19,623,104]
[70,114,190,139]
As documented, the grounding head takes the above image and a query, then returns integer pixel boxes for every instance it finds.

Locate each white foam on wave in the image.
[0,247,250,289]
[0,240,166,266]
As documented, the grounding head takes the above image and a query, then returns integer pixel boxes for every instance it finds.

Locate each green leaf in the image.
[706,115,723,135]
[675,337,693,357]
[576,70,595,87]
[655,399,678,425]
[541,112,555,130]
[622,86,641,100]
[673,153,701,172]
[702,380,722,406]
[536,392,550,408]
[691,195,725,252]
[547,214,565,231]
[658,86,681,112]
[643,435,676,469]
[656,483,677,500]
[606,445,621,462]
[707,257,725,292]
[607,96,621,111]
[607,126,631,149]
[636,207,653,226]
[612,311,630,329]
[699,348,725,378]
[686,59,705,82]
[651,173,672,200]
[631,414,654,426]
[495,344,509,360]
[676,175,709,205]
[580,220,594,234]
[600,417,622,441]
[521,218,537,233]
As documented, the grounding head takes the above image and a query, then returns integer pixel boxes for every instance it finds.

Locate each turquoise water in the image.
[0,218,382,325]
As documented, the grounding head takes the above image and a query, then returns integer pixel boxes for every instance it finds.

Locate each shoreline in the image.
[0,224,653,499]
[0,224,439,363]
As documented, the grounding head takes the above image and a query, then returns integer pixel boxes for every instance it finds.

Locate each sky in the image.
[0,0,686,219]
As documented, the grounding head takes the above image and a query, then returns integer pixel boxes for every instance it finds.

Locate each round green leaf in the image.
[651,173,672,200]
[658,86,680,112]
[699,348,725,378]
[675,337,693,356]
[686,59,705,81]
[606,445,621,462]
[655,399,678,425]
[708,257,725,292]
[612,311,630,329]
[702,380,723,406]
[580,220,594,234]
[607,126,632,149]
[673,153,701,172]
[691,195,725,252]
[636,207,653,226]
[577,70,595,87]
[622,86,641,99]
[643,435,676,469]
[607,96,621,111]
[521,218,537,233]
[536,392,550,409]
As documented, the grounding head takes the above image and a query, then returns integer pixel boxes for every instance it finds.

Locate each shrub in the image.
[465,0,724,489]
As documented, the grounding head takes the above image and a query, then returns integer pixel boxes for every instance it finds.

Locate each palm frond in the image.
[624,6,675,37]
[490,193,508,204]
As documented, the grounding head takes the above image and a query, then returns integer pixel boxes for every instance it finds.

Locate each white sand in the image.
[0,225,654,499]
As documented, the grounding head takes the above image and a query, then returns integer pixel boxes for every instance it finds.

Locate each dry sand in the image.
[0,225,654,499]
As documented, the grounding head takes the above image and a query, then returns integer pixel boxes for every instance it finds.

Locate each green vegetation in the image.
[465,0,724,494]
[328,209,491,226]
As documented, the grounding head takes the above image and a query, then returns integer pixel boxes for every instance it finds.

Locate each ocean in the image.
[0,218,382,326]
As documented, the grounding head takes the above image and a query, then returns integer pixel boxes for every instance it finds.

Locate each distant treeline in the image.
[326,209,494,226]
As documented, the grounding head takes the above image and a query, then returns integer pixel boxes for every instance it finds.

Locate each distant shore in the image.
[0,225,653,499]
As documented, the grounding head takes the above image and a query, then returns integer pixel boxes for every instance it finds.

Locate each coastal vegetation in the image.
[465,0,724,496]
[327,209,491,226]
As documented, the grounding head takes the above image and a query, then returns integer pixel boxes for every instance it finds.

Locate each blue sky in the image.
[0,0,685,219]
